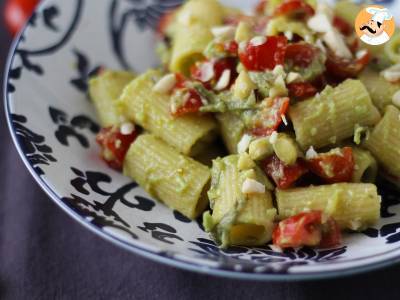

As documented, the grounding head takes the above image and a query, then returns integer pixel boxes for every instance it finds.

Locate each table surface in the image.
[1,2,400,299]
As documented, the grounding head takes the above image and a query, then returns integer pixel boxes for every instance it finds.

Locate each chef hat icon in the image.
[366,7,393,24]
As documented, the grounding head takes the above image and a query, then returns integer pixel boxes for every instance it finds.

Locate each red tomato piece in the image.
[191,57,238,90]
[333,15,353,37]
[262,155,308,189]
[239,36,287,71]
[320,217,342,248]
[96,125,138,171]
[4,0,39,36]
[325,50,370,80]
[287,82,318,100]
[225,41,239,56]
[252,97,290,137]
[172,89,203,117]
[306,147,355,183]
[285,43,318,68]
[272,211,323,248]
[273,0,315,19]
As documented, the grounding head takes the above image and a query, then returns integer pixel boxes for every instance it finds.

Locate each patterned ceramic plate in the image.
[5,0,400,281]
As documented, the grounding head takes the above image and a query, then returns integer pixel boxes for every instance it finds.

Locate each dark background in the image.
[1,1,400,299]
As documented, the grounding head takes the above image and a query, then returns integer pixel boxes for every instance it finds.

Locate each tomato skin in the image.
[171,89,203,117]
[96,126,138,171]
[287,82,318,100]
[306,147,355,184]
[273,211,322,248]
[333,15,352,37]
[285,43,318,68]
[262,155,308,189]
[4,0,39,36]
[273,211,342,249]
[273,0,315,19]
[239,36,287,71]
[252,97,290,137]
[325,50,370,80]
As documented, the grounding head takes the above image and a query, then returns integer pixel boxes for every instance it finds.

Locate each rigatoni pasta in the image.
[289,79,381,150]
[89,70,135,127]
[203,155,276,247]
[118,70,217,156]
[276,183,381,231]
[351,147,378,183]
[123,134,210,219]
[365,105,400,178]
[359,68,400,112]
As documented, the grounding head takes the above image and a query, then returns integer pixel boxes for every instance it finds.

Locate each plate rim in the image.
[4,0,400,281]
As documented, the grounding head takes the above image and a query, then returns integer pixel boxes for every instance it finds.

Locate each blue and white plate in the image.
[4,0,400,281]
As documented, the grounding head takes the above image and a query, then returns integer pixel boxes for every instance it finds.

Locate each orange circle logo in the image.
[355,5,395,46]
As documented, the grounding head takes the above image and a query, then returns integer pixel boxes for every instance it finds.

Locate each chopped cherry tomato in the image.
[225,41,239,56]
[273,211,342,249]
[96,125,138,171]
[191,57,238,90]
[172,89,203,117]
[333,15,352,37]
[320,217,342,248]
[239,36,287,71]
[273,211,323,248]
[4,0,39,36]
[325,50,370,80]
[285,43,318,68]
[262,155,308,189]
[273,0,315,20]
[252,97,290,137]
[306,147,355,183]
[287,82,318,100]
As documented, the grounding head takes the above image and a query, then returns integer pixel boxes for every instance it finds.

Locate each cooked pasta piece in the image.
[276,183,381,231]
[359,68,400,113]
[289,79,381,150]
[365,105,400,178]
[351,147,378,183]
[118,70,217,156]
[123,134,210,219]
[169,24,214,75]
[216,112,246,154]
[89,70,135,127]
[168,0,224,74]
[203,155,276,247]
[174,0,224,28]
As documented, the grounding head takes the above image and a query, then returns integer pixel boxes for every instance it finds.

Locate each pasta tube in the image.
[123,134,210,219]
[351,147,378,183]
[359,68,400,113]
[365,105,400,178]
[216,112,246,154]
[175,0,223,28]
[276,183,381,231]
[169,24,214,75]
[289,79,381,150]
[118,70,217,156]
[203,155,276,247]
[89,70,135,127]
